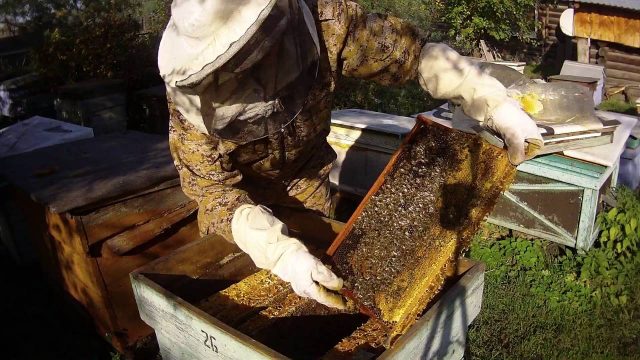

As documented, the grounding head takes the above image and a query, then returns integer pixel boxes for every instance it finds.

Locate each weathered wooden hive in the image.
[132,212,486,359]
[132,116,514,359]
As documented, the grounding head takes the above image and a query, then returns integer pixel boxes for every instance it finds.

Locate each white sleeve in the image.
[417,43,509,123]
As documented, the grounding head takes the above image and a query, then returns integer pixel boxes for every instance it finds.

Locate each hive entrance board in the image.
[327,115,516,342]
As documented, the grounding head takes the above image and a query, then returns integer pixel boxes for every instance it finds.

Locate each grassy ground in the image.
[466,225,640,359]
[598,99,639,116]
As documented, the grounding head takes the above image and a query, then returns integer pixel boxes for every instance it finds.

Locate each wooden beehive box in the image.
[54,79,128,135]
[487,153,619,250]
[328,109,415,196]
[0,132,200,354]
[132,210,485,360]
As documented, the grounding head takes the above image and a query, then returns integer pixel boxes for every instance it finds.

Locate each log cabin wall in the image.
[591,42,640,87]
[539,2,640,88]
[539,2,576,72]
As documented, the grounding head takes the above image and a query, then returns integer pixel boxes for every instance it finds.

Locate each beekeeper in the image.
[159,0,543,309]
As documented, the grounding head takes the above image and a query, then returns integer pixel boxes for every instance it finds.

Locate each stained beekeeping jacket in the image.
[159,0,542,241]
[159,0,427,240]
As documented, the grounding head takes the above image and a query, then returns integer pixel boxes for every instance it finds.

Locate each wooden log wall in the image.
[539,2,575,70]
[540,2,568,53]
[591,42,640,87]
[538,2,640,88]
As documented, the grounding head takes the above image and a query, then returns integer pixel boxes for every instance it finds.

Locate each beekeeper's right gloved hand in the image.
[486,99,543,164]
[231,204,346,309]
[417,43,543,165]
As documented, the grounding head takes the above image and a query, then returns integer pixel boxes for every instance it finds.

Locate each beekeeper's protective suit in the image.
[159,0,543,309]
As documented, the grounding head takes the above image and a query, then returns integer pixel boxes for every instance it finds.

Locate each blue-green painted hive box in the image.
[487,154,619,250]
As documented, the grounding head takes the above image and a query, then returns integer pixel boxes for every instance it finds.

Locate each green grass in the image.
[333,78,445,116]
[597,99,638,116]
[523,62,557,80]
[466,223,640,359]
[468,272,640,359]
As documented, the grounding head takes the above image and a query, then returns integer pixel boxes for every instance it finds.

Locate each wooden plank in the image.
[598,48,640,66]
[606,68,640,83]
[0,131,178,213]
[136,233,248,277]
[488,216,577,247]
[80,185,191,248]
[518,155,606,189]
[97,219,200,350]
[576,188,599,250]
[44,210,124,350]
[599,58,640,74]
[75,178,181,215]
[379,262,485,360]
[605,78,640,87]
[577,37,591,64]
[104,200,197,255]
[480,40,495,61]
[575,8,640,48]
[132,275,286,360]
[98,219,200,285]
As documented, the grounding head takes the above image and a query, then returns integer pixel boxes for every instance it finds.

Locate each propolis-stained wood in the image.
[0,132,201,355]
[11,185,200,354]
[327,115,516,343]
[131,210,486,360]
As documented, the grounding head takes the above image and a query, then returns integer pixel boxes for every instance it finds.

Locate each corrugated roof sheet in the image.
[577,0,640,11]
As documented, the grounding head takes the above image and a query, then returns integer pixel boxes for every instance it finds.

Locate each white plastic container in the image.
[619,145,640,190]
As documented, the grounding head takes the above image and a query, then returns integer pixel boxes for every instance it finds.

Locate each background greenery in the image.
[0,0,162,89]
[1,1,639,359]
[467,188,640,359]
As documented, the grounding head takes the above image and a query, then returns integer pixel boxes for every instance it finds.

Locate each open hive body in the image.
[328,115,516,341]
[195,117,514,355]
[197,270,384,359]
[132,117,513,359]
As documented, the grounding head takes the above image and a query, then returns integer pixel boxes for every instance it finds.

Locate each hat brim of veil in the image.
[158,0,277,89]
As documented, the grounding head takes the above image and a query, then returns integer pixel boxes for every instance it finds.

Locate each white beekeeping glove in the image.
[417,43,543,165]
[231,204,346,309]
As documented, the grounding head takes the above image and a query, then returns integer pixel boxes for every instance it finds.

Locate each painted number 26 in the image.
[201,329,219,353]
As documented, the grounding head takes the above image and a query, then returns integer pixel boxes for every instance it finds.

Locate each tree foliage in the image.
[0,0,156,85]
[357,0,442,37]
[441,0,538,55]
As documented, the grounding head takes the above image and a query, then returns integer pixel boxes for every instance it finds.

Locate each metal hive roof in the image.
[576,0,640,11]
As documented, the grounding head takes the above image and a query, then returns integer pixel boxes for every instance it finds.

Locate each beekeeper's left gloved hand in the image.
[417,43,543,165]
[231,204,346,309]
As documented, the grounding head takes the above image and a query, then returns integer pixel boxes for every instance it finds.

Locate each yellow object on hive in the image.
[515,92,544,115]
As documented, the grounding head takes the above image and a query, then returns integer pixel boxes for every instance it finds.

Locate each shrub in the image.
[471,187,640,309]
[1,0,158,88]
[357,0,443,37]
[441,0,539,55]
